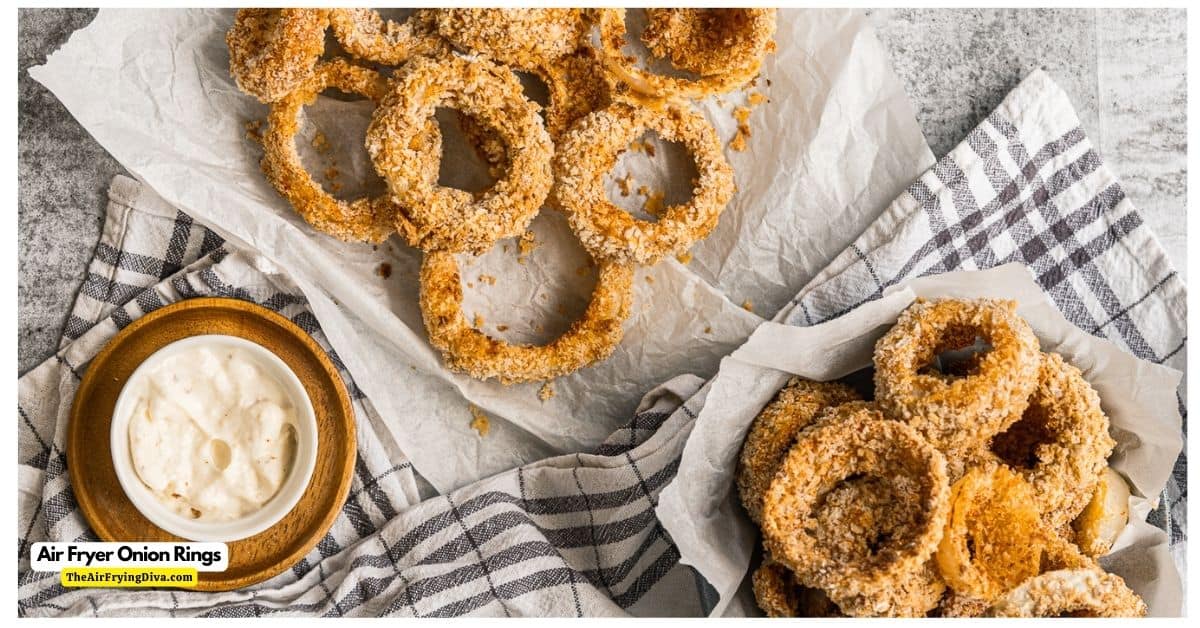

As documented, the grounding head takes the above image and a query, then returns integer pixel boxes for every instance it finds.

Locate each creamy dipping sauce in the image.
[125,343,299,521]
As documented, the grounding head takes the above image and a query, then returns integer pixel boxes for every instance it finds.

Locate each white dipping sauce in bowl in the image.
[110,335,318,542]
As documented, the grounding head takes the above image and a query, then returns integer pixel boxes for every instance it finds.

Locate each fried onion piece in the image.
[261,59,435,243]
[1071,466,1130,558]
[988,569,1146,617]
[935,466,1048,602]
[874,298,1041,457]
[419,240,633,383]
[988,351,1117,529]
[555,101,734,265]
[328,9,448,66]
[751,560,842,618]
[434,9,590,70]
[735,378,860,524]
[641,8,778,78]
[366,54,553,254]
[227,8,329,103]
[761,407,950,616]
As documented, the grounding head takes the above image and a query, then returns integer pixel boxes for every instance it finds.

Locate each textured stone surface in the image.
[17,9,1187,374]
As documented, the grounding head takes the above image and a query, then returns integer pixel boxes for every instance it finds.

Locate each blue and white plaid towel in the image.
[18,69,1185,616]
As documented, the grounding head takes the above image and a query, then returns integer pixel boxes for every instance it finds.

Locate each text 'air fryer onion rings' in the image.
[366,54,553,254]
[555,101,734,265]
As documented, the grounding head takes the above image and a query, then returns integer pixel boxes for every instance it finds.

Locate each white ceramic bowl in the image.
[109,334,318,542]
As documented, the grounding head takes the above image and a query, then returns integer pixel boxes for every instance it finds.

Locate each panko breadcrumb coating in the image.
[988,569,1146,617]
[735,378,860,524]
[261,59,437,243]
[419,243,633,384]
[329,9,448,66]
[434,9,590,70]
[989,352,1116,529]
[760,406,950,617]
[874,298,1040,457]
[751,560,842,617]
[554,102,734,265]
[227,8,329,103]
[366,54,553,254]
[641,8,777,78]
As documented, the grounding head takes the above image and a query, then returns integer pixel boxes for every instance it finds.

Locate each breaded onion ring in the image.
[641,8,777,78]
[433,9,590,70]
[1072,466,1130,557]
[874,298,1040,456]
[751,560,841,617]
[261,59,436,243]
[988,569,1146,617]
[595,9,765,102]
[935,466,1047,602]
[935,591,991,618]
[760,407,950,615]
[736,378,860,524]
[227,8,329,103]
[554,102,735,265]
[329,8,448,66]
[366,54,553,254]
[989,352,1116,529]
[419,244,633,383]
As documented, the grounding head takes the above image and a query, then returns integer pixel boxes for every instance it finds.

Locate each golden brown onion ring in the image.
[988,569,1146,617]
[874,298,1040,456]
[990,352,1116,529]
[554,101,734,265]
[641,8,777,78]
[227,8,329,103]
[735,378,861,524]
[1072,466,1130,557]
[329,8,448,66]
[366,54,553,254]
[751,560,842,617]
[261,59,435,243]
[433,8,590,70]
[419,242,633,383]
[760,406,949,614]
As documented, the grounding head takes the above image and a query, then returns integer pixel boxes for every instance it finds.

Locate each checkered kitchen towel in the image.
[17,176,712,617]
[782,69,1187,577]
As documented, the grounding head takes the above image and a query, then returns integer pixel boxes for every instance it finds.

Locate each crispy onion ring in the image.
[419,243,633,383]
[329,8,448,66]
[874,298,1040,456]
[1072,466,1130,557]
[988,569,1146,617]
[261,59,435,243]
[596,9,764,102]
[433,8,590,70]
[935,466,1048,602]
[227,8,328,103]
[989,352,1116,529]
[366,54,553,254]
[752,560,842,618]
[641,8,777,78]
[554,102,735,265]
[760,407,950,615]
[736,378,861,524]
[934,591,991,618]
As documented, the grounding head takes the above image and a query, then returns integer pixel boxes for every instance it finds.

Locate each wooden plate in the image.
[68,297,355,591]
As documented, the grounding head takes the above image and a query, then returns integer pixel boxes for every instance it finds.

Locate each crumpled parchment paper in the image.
[655,264,1184,616]
[30,8,934,492]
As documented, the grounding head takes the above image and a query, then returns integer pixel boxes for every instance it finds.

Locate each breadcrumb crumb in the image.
[469,404,490,436]
[538,382,556,401]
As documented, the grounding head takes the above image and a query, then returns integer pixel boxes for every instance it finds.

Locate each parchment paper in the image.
[655,264,1184,616]
[30,8,935,492]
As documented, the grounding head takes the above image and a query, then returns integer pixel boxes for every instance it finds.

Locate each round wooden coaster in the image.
[68,297,355,591]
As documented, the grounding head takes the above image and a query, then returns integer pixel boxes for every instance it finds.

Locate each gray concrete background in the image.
[18,8,1188,374]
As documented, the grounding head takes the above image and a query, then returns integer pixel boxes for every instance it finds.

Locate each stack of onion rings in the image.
[366,54,553,254]
[554,101,735,265]
[227,8,329,103]
[260,59,435,243]
[329,8,448,66]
